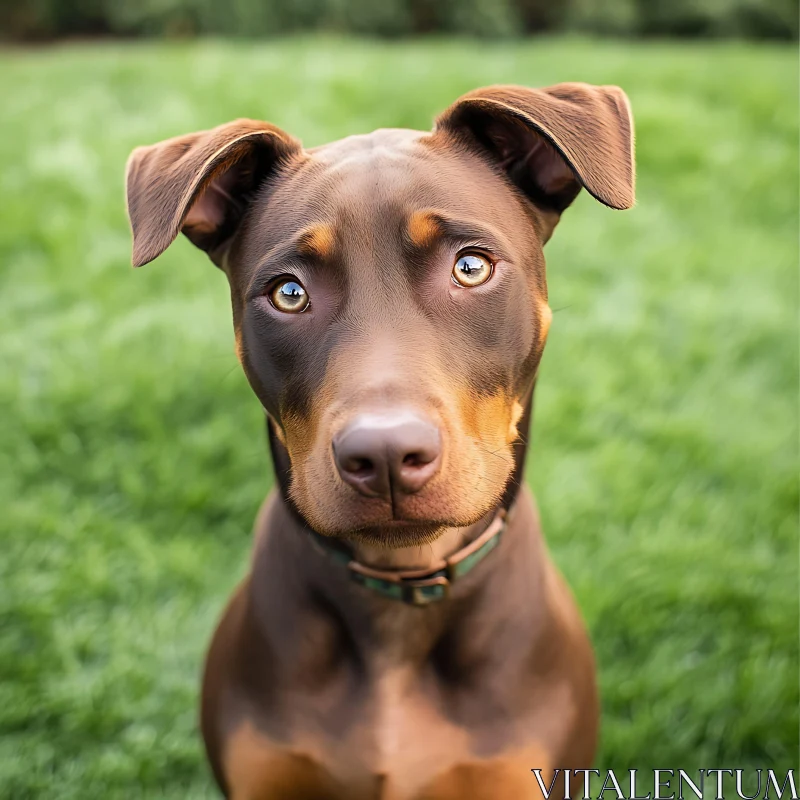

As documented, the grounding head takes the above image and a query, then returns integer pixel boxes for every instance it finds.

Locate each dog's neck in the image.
[267,392,533,572]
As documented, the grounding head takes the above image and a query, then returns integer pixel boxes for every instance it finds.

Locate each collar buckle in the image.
[403,576,450,605]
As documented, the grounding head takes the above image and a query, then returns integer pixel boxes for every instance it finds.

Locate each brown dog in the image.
[125,83,634,799]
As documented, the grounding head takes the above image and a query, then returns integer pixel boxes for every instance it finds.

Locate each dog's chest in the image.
[222,665,552,800]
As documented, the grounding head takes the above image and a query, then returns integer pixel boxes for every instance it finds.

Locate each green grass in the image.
[0,36,797,798]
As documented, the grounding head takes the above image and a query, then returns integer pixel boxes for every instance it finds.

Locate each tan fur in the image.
[417,748,552,800]
[509,399,525,441]
[297,223,336,261]
[224,722,342,800]
[225,722,551,800]
[539,303,553,344]
[406,210,442,249]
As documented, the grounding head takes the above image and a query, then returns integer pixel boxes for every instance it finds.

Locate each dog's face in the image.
[126,84,634,545]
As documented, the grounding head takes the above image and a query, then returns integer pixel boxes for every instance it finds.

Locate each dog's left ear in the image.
[435,82,635,240]
[125,119,302,268]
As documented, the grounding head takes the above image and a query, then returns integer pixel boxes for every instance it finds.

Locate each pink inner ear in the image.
[182,171,238,234]
[489,116,576,200]
[520,137,575,196]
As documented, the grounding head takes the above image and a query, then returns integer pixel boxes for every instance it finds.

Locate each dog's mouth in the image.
[283,404,516,545]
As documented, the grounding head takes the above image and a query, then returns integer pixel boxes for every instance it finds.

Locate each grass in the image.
[0,36,797,798]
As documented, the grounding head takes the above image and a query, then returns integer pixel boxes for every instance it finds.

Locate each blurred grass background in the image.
[3,0,798,40]
[0,33,797,800]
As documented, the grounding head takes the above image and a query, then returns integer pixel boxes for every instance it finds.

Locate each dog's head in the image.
[126,83,634,546]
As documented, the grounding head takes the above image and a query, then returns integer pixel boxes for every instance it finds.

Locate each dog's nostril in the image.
[402,451,428,468]
[350,457,374,475]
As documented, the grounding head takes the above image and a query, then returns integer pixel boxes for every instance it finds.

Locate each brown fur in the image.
[125,83,635,798]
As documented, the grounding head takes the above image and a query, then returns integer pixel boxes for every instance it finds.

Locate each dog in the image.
[125,82,634,799]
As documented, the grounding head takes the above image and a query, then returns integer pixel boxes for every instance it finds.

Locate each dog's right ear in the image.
[125,120,302,267]
[435,83,634,243]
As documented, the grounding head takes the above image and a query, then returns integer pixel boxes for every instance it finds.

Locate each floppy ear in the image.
[435,82,634,240]
[125,119,302,267]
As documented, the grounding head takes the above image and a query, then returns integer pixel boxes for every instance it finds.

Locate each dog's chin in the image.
[292,480,506,546]
[345,520,448,549]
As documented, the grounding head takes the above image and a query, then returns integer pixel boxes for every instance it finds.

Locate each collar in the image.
[306,507,508,606]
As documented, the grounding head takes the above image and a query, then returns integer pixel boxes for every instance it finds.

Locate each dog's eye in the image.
[269,278,309,313]
[452,252,493,288]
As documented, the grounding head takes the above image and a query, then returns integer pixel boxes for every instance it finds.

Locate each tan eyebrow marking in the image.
[296,223,336,260]
[406,210,442,249]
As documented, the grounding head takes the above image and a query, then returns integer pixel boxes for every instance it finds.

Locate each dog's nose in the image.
[332,411,442,499]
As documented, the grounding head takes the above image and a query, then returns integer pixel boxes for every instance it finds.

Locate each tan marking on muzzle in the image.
[459,388,515,445]
[440,387,516,513]
[281,405,322,464]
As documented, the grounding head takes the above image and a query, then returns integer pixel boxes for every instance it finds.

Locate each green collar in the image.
[306,509,507,606]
